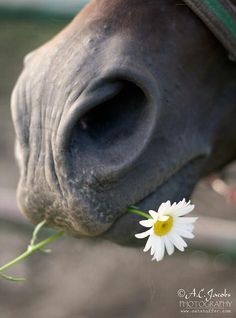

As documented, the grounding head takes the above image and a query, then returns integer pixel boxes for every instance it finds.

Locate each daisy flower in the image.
[134,199,197,261]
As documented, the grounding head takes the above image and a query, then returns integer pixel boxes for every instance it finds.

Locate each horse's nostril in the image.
[75,81,146,147]
[57,76,158,183]
[67,79,157,173]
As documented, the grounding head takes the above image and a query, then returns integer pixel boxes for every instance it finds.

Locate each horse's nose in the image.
[56,74,159,187]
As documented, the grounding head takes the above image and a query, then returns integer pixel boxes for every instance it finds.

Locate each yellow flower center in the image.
[153,215,173,236]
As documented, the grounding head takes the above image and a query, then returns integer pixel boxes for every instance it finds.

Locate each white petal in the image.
[157,201,171,214]
[135,228,152,239]
[180,223,194,231]
[151,241,160,261]
[175,204,195,217]
[157,238,165,261]
[169,199,193,215]
[168,232,187,251]
[171,198,185,210]
[176,217,198,224]
[174,232,188,247]
[176,227,195,239]
[174,222,194,232]
[163,236,175,255]
[152,254,160,262]
[158,215,170,222]
[143,235,152,252]
[163,201,181,217]
[139,219,154,228]
[150,240,156,256]
[152,237,165,261]
[174,199,185,209]
[148,210,158,219]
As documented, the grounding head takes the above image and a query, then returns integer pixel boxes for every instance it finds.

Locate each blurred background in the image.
[0,1,235,317]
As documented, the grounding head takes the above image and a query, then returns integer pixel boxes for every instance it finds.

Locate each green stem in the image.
[29,219,47,248]
[127,206,151,219]
[0,206,148,282]
[0,271,25,282]
[0,230,64,274]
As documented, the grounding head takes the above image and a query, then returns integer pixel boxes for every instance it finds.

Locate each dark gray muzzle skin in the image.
[11,0,236,245]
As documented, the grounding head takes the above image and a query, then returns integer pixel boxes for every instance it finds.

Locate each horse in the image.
[11,0,236,245]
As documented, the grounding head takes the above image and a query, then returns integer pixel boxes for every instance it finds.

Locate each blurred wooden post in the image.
[193,216,236,254]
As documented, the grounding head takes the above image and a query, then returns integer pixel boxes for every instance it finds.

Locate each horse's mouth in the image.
[101,156,204,245]
[22,156,204,242]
